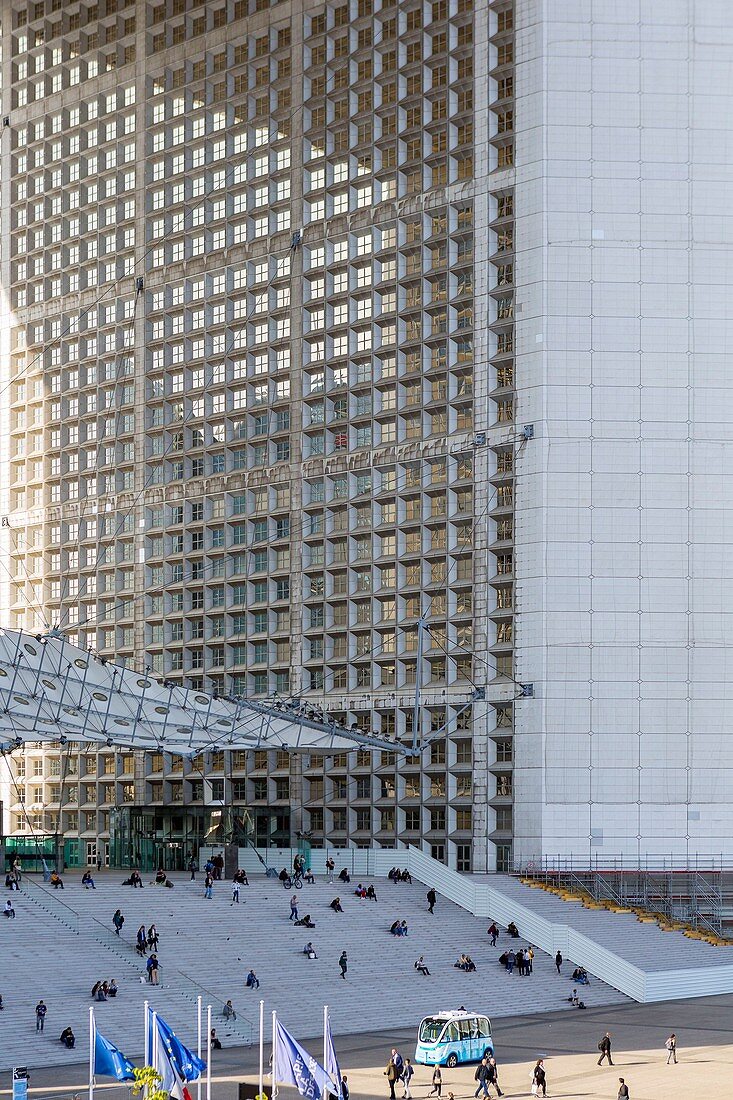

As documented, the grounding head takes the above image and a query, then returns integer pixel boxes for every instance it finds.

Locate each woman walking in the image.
[428,1067,442,1096]
[531,1059,547,1098]
[147,924,159,950]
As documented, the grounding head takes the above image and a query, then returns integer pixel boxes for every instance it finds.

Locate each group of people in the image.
[388,868,413,884]
[498,946,534,975]
[5,859,21,891]
[454,953,477,972]
[389,919,409,936]
[135,923,160,956]
[384,1048,414,1099]
[474,1055,503,1097]
[91,979,118,1002]
[353,883,378,900]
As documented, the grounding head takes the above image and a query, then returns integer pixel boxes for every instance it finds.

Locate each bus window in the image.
[419,1019,444,1043]
[458,1019,472,1040]
[477,1018,491,1038]
[445,1023,460,1042]
[468,1018,480,1039]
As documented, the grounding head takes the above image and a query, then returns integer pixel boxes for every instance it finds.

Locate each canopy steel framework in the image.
[0,628,415,756]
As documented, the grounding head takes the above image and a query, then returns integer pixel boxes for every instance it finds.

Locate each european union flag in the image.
[94,1029,136,1082]
[150,1010,206,1082]
[274,1019,331,1100]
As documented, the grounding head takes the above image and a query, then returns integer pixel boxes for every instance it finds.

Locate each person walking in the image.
[35,1000,47,1032]
[289,894,299,921]
[136,925,148,957]
[338,951,348,979]
[487,922,499,947]
[326,857,335,884]
[426,888,437,914]
[428,1067,442,1097]
[340,1075,349,1100]
[597,1032,613,1066]
[204,874,213,899]
[555,951,562,974]
[147,924,159,950]
[401,1059,414,1099]
[487,1056,503,1097]
[617,1078,630,1099]
[384,1058,399,1100]
[147,953,161,986]
[527,947,534,974]
[188,856,197,881]
[531,1059,547,1097]
[232,880,241,905]
[665,1033,677,1064]
[112,909,124,936]
[473,1057,490,1098]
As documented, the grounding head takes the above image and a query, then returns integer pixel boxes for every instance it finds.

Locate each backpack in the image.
[665,1039,674,1050]
[598,1041,604,1051]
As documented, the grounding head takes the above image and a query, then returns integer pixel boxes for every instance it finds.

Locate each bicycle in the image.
[282,872,303,889]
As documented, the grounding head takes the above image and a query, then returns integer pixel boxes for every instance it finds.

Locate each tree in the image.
[131,1066,168,1100]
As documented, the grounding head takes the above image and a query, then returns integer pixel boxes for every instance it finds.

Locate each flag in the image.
[324,1016,342,1100]
[149,1009,206,1081]
[274,1019,331,1100]
[154,1022,193,1100]
[94,1028,136,1081]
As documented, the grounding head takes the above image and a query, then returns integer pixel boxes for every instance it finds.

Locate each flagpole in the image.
[206,1004,212,1100]
[197,996,202,1100]
[152,1011,158,1074]
[258,999,264,1099]
[89,1005,95,1100]
[323,1006,328,1094]
[144,999,149,1066]
[271,1011,278,1099]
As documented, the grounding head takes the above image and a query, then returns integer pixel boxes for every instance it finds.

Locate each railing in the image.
[514,853,733,873]
[22,873,80,933]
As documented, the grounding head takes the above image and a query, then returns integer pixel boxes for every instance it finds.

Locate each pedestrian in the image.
[289,894,298,921]
[245,970,259,990]
[427,888,437,914]
[506,949,515,974]
[213,853,224,881]
[597,1032,613,1066]
[487,1056,503,1097]
[326,857,335,884]
[384,1058,399,1100]
[112,909,124,936]
[147,953,161,985]
[527,947,534,974]
[473,1057,490,1098]
[210,1028,222,1050]
[188,857,197,881]
[402,1058,414,1099]
[35,1000,47,1032]
[487,922,499,946]
[516,949,525,976]
[617,1078,629,1099]
[223,1000,237,1021]
[531,1059,547,1097]
[340,1074,349,1100]
[338,951,348,979]
[136,925,148,957]
[147,924,159,950]
[665,1032,677,1064]
[555,951,562,974]
[204,874,213,899]
[428,1067,442,1096]
[232,881,241,905]
[4,899,15,919]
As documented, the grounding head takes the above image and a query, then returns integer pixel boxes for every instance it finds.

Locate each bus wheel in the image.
[446,1054,458,1068]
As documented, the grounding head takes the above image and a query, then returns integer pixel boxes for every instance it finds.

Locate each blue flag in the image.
[274,1019,331,1100]
[324,1016,342,1099]
[94,1029,136,1081]
[149,1010,206,1082]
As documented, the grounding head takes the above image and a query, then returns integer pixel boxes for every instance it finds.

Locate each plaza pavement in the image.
[4,994,733,1099]
[1,871,626,1069]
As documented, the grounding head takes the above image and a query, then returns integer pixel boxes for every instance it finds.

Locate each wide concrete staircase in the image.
[2,871,626,1069]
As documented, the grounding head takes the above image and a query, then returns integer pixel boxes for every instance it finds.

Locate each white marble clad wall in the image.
[512,0,733,864]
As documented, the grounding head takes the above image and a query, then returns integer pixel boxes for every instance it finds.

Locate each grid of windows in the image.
[5,0,485,870]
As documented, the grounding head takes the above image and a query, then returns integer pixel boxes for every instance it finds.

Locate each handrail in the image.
[22,873,79,933]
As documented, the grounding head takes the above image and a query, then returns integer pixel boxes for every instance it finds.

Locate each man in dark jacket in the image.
[598,1032,613,1066]
[473,1058,490,1098]
[487,1056,503,1097]
[427,888,437,914]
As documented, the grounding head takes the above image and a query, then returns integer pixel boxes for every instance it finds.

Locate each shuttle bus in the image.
[414,1010,494,1067]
